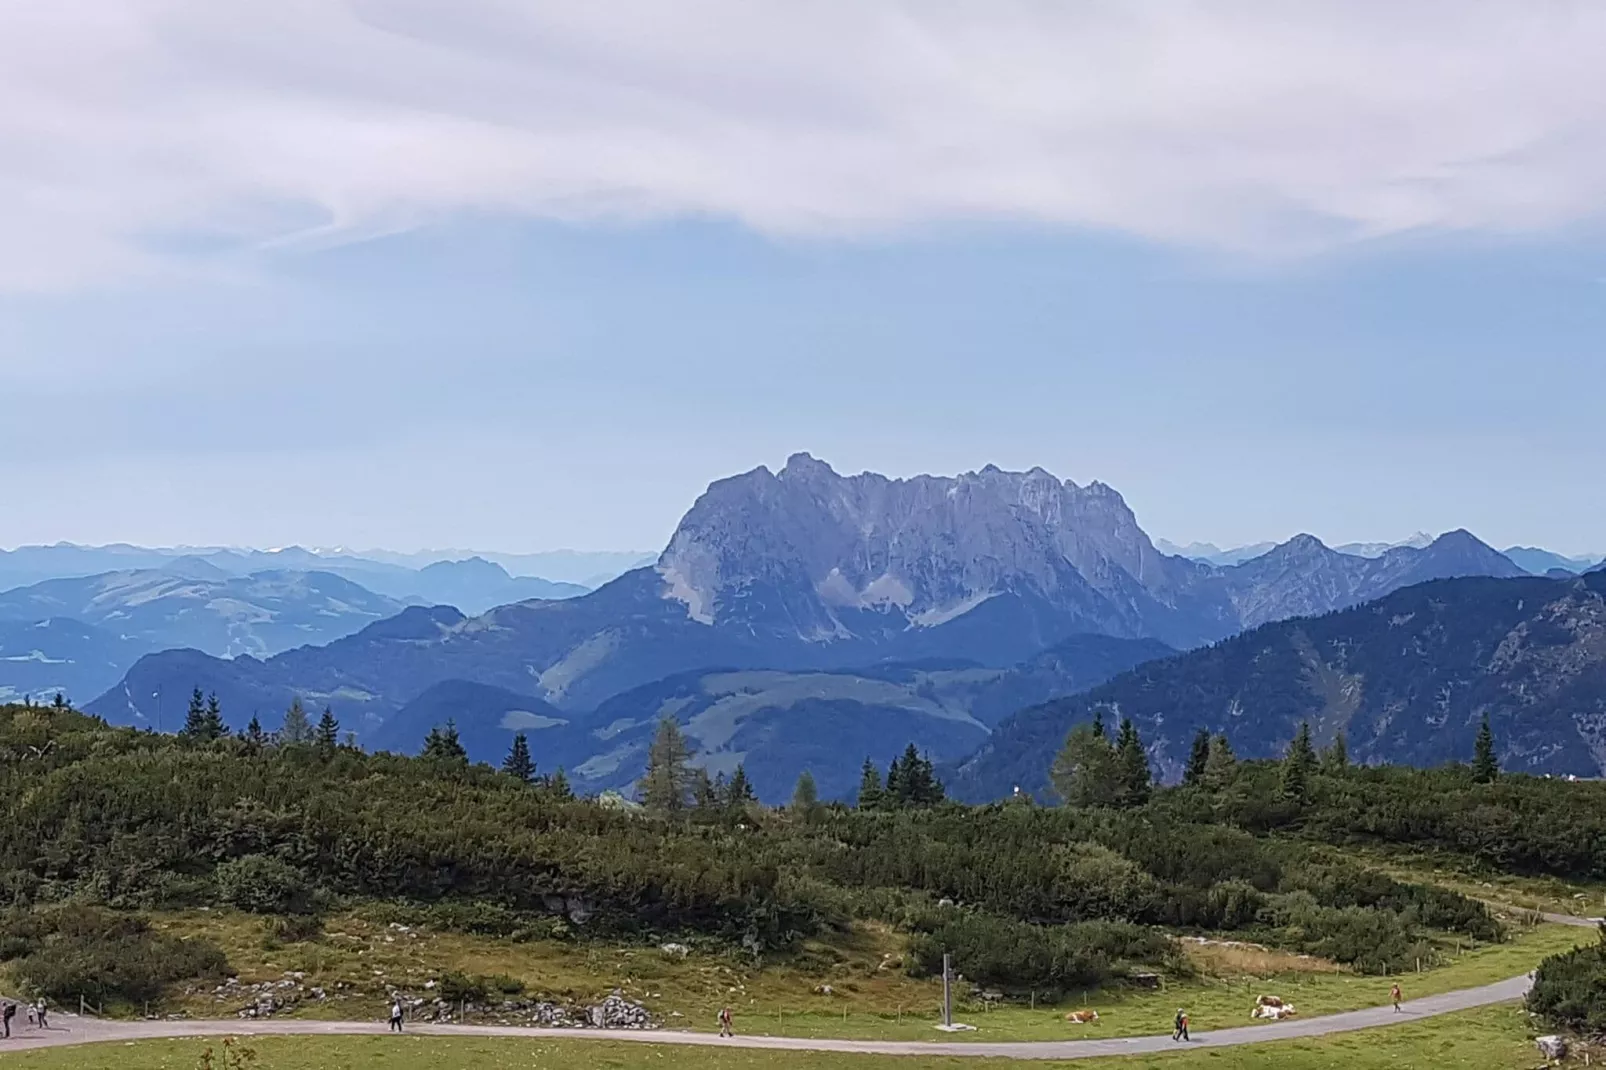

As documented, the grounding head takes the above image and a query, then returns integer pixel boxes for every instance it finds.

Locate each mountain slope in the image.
[950,571,1606,801]
[0,568,408,660]
[0,618,155,704]
[90,459,1529,750]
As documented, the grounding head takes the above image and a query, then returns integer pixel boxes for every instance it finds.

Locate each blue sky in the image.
[2,3,1604,556]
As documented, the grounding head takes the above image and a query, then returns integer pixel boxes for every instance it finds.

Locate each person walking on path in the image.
[389,999,404,1032]
[1172,1009,1190,1042]
[718,1006,734,1038]
[1391,983,1402,1013]
[3,999,15,1038]
[34,1000,48,1030]
[25,1003,35,1029]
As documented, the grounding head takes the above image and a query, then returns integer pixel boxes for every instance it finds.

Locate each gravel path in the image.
[0,973,1541,1061]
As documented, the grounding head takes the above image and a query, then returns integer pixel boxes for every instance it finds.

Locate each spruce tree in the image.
[547,767,574,801]
[884,751,906,807]
[52,692,66,710]
[639,718,694,812]
[1184,727,1212,786]
[1282,721,1317,801]
[244,714,268,747]
[1050,721,1121,807]
[724,764,755,812]
[423,720,468,764]
[203,693,227,739]
[856,759,884,811]
[1091,710,1107,739]
[1472,714,1499,783]
[792,770,819,818]
[1203,733,1237,790]
[315,706,340,750]
[691,768,720,811]
[181,688,208,738]
[503,733,535,783]
[1322,730,1349,773]
[1114,717,1151,807]
[280,697,313,745]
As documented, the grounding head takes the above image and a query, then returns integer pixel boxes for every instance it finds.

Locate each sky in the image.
[2,2,1605,557]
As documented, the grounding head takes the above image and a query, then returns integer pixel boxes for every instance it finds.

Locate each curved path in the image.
[2,914,1592,1062]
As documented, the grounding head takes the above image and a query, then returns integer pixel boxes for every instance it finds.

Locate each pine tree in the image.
[1322,730,1349,773]
[640,718,694,812]
[1472,714,1499,783]
[1183,728,1212,786]
[1050,721,1121,807]
[422,720,468,764]
[792,770,819,818]
[203,693,227,739]
[244,714,268,747]
[181,688,208,738]
[1203,733,1237,790]
[502,733,535,783]
[724,764,755,812]
[547,768,574,801]
[1091,710,1107,739]
[52,692,66,710]
[280,697,313,745]
[1282,721,1317,801]
[856,759,884,811]
[1114,717,1151,807]
[884,751,906,807]
[691,768,720,811]
[315,706,340,750]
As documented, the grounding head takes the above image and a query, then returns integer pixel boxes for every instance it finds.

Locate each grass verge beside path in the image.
[0,1003,1542,1070]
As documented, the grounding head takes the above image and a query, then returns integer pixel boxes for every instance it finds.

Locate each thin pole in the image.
[942,953,952,1028]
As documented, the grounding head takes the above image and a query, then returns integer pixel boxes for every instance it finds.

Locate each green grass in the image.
[0,1003,1546,1069]
[1319,842,1606,918]
[124,909,1587,1045]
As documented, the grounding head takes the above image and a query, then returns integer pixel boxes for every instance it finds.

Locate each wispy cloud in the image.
[4,0,1606,288]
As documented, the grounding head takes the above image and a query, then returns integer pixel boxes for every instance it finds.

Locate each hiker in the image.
[718,1006,734,1038]
[1390,983,1402,1013]
[3,999,15,1038]
[1172,1008,1189,1042]
[34,1000,47,1030]
[390,999,404,1032]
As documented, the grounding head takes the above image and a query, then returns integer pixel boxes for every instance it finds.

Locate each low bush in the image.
[216,855,314,915]
[437,971,526,1003]
[1527,928,1606,1032]
[0,905,228,1004]
[909,912,1178,994]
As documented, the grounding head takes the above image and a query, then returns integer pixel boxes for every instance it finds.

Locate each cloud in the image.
[4,0,1606,288]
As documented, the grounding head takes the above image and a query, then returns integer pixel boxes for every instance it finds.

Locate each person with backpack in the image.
[389,999,404,1032]
[1172,1008,1189,1042]
[718,1006,733,1037]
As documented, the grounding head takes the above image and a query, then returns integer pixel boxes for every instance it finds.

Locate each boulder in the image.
[1535,1035,1568,1061]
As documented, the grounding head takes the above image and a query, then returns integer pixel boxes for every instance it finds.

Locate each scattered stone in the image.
[659,943,691,958]
[1536,1035,1569,1060]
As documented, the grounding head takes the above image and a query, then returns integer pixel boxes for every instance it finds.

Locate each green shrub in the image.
[1527,929,1606,1032]
[436,971,523,1002]
[909,913,1177,994]
[0,905,227,1004]
[263,913,324,944]
[216,855,314,915]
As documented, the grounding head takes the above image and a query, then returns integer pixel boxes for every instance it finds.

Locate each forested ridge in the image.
[1,699,1601,1015]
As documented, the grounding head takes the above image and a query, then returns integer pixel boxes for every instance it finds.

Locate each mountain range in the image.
[1159,535,1602,575]
[78,454,1566,799]
[949,569,1606,799]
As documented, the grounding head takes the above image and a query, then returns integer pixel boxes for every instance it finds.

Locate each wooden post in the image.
[1030,990,1036,1011]
[942,953,952,1029]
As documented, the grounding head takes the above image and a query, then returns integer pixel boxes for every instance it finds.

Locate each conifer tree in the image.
[1184,727,1212,786]
[1114,717,1151,807]
[547,767,574,801]
[1051,721,1121,807]
[1472,714,1499,783]
[1322,730,1349,773]
[52,692,66,711]
[244,714,268,747]
[181,688,208,738]
[280,697,313,745]
[1282,721,1317,801]
[856,759,884,811]
[502,733,535,782]
[884,751,906,806]
[691,767,720,811]
[1091,710,1107,739]
[422,720,468,764]
[1203,733,1237,790]
[315,706,340,750]
[724,764,755,812]
[203,693,227,739]
[792,770,819,818]
[640,717,694,812]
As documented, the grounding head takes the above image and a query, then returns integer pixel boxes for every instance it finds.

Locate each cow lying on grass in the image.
[1250,1003,1296,1020]
[1064,1010,1100,1024]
